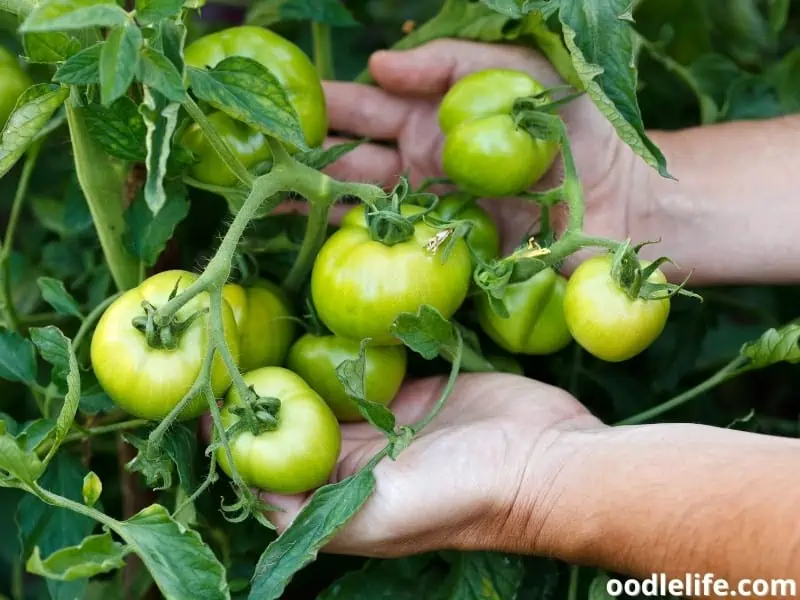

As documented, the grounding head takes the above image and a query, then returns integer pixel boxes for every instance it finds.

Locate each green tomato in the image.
[286,333,407,421]
[477,268,572,355]
[0,47,32,130]
[180,112,271,188]
[90,270,240,420]
[222,280,295,370]
[218,367,341,494]
[438,69,558,197]
[182,26,327,186]
[311,204,473,345]
[434,193,500,265]
[563,255,670,362]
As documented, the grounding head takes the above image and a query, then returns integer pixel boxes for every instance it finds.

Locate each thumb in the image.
[367,39,559,96]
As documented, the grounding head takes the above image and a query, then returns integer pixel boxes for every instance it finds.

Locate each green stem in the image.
[458,342,497,373]
[616,356,750,426]
[173,455,217,518]
[509,232,623,283]
[0,144,40,333]
[31,481,118,530]
[0,0,34,17]
[73,292,122,353]
[311,21,335,80]
[205,384,250,494]
[37,418,149,456]
[282,194,331,296]
[412,329,463,434]
[184,98,254,188]
[558,126,584,234]
[209,289,253,415]
[567,566,579,600]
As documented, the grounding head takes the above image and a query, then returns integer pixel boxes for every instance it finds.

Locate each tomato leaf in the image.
[439,551,525,599]
[125,184,189,266]
[0,84,70,180]
[0,330,37,384]
[246,0,357,28]
[137,47,186,104]
[135,0,183,25]
[23,30,82,64]
[0,432,44,485]
[30,327,81,462]
[588,572,615,600]
[334,339,397,436]
[187,57,307,150]
[740,323,800,367]
[558,1,670,177]
[36,277,83,319]
[26,532,129,581]
[100,23,142,106]
[319,556,446,599]
[53,42,103,84]
[391,305,460,363]
[117,504,229,600]
[20,0,128,32]
[125,432,176,490]
[250,468,376,600]
[140,88,180,214]
[84,97,147,161]
[16,419,57,453]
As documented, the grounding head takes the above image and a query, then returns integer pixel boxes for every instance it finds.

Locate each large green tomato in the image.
[286,333,407,421]
[563,255,670,362]
[477,268,572,355]
[311,204,473,345]
[434,194,500,265]
[0,47,32,129]
[439,69,559,197]
[180,112,270,187]
[222,280,295,370]
[90,270,240,420]
[218,367,341,494]
[182,26,327,186]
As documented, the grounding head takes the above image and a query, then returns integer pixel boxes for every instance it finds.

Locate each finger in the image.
[261,492,308,531]
[324,81,412,140]
[368,39,561,97]
[322,136,402,188]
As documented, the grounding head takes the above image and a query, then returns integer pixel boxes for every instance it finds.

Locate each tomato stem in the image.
[0,143,39,333]
[311,21,335,81]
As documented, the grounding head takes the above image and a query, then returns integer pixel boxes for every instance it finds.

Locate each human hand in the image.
[323,40,639,253]
[258,373,601,558]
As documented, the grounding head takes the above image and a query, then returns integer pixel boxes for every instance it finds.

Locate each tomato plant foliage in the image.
[0,0,797,599]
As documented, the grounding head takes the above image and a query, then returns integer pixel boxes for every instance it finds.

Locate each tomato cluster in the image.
[89,44,673,497]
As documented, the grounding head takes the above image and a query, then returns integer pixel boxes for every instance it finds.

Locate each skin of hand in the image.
[321,39,637,256]
[259,374,601,557]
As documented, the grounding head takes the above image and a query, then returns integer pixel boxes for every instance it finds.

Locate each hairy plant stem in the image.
[0,144,40,333]
[73,292,122,352]
[184,98,254,188]
[311,21,335,80]
[411,329,463,434]
[37,418,149,456]
[616,356,751,426]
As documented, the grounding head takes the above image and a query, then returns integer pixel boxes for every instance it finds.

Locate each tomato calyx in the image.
[610,243,702,302]
[365,179,437,246]
[131,301,208,350]
[227,388,280,436]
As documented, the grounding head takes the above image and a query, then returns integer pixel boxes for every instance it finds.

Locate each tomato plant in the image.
[287,333,407,421]
[217,366,341,494]
[90,270,240,420]
[0,1,795,599]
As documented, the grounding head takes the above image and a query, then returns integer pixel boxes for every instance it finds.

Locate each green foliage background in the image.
[0,0,798,599]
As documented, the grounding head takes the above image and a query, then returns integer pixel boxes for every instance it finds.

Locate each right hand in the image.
[322,39,640,254]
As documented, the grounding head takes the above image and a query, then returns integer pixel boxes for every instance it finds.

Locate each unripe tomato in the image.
[311,204,472,345]
[286,333,407,421]
[563,255,670,362]
[222,280,295,370]
[0,47,32,129]
[477,268,572,355]
[434,193,500,265]
[438,69,558,197]
[218,367,341,494]
[180,112,270,187]
[182,26,327,186]
[90,270,240,420]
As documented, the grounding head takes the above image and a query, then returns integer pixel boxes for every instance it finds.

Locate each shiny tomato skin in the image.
[222,280,295,370]
[286,333,407,421]
[477,268,572,355]
[310,204,472,345]
[0,47,32,129]
[90,270,240,420]
[438,69,558,197]
[563,255,670,362]
[217,367,341,494]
